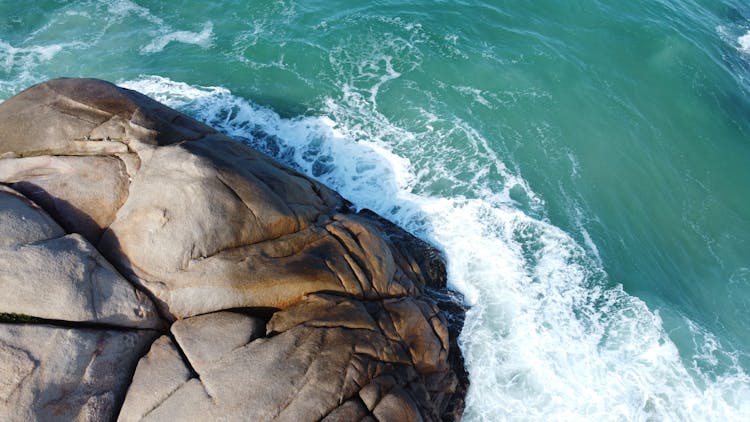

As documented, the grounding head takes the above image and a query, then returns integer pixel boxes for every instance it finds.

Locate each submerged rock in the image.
[0,78,467,421]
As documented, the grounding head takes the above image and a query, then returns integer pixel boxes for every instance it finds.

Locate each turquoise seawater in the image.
[2,1,750,420]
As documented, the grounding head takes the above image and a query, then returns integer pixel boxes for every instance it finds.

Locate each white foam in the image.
[0,39,84,95]
[0,0,203,98]
[739,31,750,53]
[119,75,750,421]
[107,0,165,26]
[140,22,214,54]
[454,85,495,108]
[717,25,750,55]
[0,41,62,73]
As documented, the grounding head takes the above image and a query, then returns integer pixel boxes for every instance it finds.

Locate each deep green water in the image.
[2,1,750,420]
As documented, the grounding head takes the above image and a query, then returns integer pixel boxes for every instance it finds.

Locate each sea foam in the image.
[140,22,214,54]
[740,31,750,53]
[0,39,85,96]
[119,75,750,421]
[0,41,63,74]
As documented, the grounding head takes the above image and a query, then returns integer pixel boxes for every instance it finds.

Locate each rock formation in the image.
[0,78,467,421]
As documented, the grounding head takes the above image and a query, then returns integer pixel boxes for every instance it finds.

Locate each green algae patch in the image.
[0,313,41,323]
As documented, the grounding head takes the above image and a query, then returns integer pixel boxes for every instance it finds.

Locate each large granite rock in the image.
[0,78,467,421]
[0,324,157,421]
[0,185,162,329]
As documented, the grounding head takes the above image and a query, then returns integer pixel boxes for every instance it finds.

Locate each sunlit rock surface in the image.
[0,78,467,421]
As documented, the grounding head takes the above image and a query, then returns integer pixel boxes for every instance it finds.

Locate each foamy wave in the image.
[716,25,750,55]
[740,31,750,53]
[0,40,87,96]
[107,0,165,26]
[140,22,214,54]
[0,41,63,74]
[119,75,750,421]
[0,0,211,98]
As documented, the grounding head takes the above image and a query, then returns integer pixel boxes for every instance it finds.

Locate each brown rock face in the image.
[0,78,467,421]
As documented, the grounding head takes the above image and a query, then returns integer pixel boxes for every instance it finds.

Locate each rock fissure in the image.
[215,173,261,226]
[272,353,319,420]
[311,290,410,303]
[85,263,100,322]
[184,226,313,266]
[325,226,377,294]
[42,103,108,127]
[0,317,161,333]
[137,377,190,420]
[165,331,203,388]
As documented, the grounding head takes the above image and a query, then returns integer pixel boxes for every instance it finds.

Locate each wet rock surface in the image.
[0,78,467,421]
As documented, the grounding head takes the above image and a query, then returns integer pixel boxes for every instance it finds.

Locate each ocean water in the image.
[2,1,750,420]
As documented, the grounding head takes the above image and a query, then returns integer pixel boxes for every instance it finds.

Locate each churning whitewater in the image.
[120,76,750,421]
